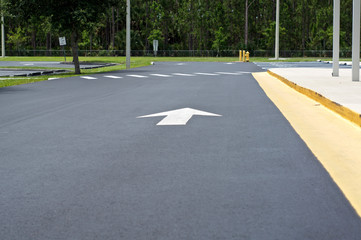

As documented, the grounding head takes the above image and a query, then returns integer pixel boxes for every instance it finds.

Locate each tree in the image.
[2,0,356,58]
[6,0,116,74]
[245,0,257,48]
[7,27,29,51]
[212,27,228,54]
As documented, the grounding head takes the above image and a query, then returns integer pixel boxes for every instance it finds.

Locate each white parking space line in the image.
[150,74,172,77]
[81,76,97,79]
[172,73,196,77]
[215,72,243,75]
[236,71,252,74]
[194,72,220,76]
[104,75,123,79]
[127,74,148,78]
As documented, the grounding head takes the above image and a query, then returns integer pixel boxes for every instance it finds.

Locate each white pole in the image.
[275,0,280,60]
[1,0,5,58]
[126,0,131,69]
[332,0,340,77]
[352,0,360,81]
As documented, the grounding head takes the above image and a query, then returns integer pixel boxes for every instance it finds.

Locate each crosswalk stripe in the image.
[104,75,123,79]
[172,73,196,77]
[127,74,148,78]
[150,74,172,77]
[194,72,220,76]
[81,76,97,79]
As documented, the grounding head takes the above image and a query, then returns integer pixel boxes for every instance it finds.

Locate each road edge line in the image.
[267,70,361,127]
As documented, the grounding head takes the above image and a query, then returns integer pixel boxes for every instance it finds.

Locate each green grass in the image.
[0,56,348,88]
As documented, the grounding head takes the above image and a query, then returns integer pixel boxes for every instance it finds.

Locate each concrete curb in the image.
[267,70,361,127]
[0,69,68,77]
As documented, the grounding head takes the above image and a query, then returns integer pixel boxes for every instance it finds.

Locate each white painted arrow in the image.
[137,108,222,125]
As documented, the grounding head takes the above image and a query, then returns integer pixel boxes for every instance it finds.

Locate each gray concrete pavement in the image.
[1,62,361,239]
[268,67,361,115]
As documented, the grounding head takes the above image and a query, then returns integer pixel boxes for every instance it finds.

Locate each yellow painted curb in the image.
[253,72,361,217]
[268,70,361,127]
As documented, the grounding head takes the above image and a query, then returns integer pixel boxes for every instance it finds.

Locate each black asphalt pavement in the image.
[1,62,361,239]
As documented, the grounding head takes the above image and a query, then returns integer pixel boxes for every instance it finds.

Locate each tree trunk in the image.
[89,34,93,51]
[111,7,115,49]
[71,29,81,74]
[32,28,36,56]
[46,32,51,56]
[245,0,248,47]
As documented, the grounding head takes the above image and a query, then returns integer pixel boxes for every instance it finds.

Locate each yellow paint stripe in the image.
[268,70,361,127]
[253,72,361,217]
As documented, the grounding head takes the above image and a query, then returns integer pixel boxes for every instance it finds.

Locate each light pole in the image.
[275,0,280,60]
[1,0,5,58]
[126,0,131,69]
[352,0,360,81]
[332,0,340,77]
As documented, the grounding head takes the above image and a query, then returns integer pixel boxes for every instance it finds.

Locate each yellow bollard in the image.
[243,50,246,62]
[239,50,243,62]
[246,51,250,62]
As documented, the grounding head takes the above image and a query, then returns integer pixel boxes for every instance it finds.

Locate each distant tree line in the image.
[2,0,354,54]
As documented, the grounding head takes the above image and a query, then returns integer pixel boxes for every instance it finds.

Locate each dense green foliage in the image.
[2,0,354,54]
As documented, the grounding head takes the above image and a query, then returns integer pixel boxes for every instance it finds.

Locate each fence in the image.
[3,49,354,58]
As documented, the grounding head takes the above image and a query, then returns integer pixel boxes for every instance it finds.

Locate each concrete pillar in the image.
[332,0,340,77]
[352,0,360,81]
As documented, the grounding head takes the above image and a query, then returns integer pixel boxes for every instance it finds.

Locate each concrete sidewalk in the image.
[268,67,361,126]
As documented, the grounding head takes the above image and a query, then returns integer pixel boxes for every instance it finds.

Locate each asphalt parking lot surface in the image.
[1,62,360,239]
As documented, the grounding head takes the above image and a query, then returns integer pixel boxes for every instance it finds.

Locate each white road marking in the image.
[215,72,243,75]
[172,73,196,77]
[150,74,172,77]
[104,75,122,79]
[194,72,220,76]
[225,63,234,65]
[0,78,32,80]
[137,108,222,126]
[48,78,59,81]
[21,62,60,64]
[81,76,97,79]
[127,74,148,78]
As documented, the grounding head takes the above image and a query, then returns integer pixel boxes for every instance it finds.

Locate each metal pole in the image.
[62,46,66,62]
[332,0,340,77]
[275,0,280,60]
[126,0,131,69]
[352,0,360,81]
[1,0,5,58]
